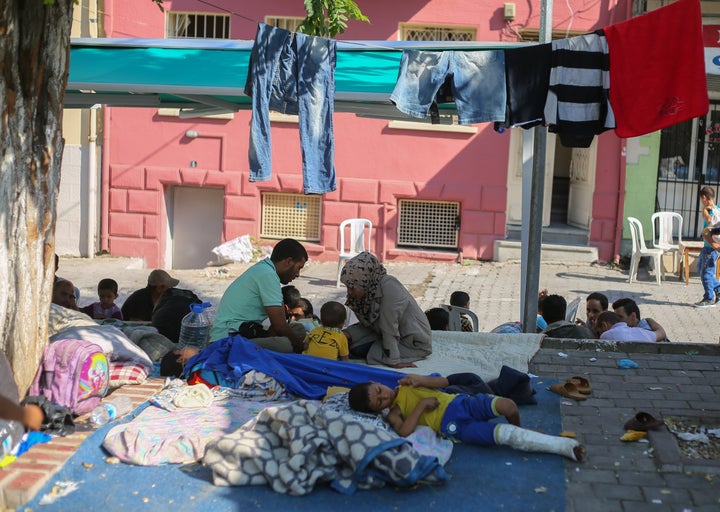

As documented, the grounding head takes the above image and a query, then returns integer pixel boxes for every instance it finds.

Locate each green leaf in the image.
[299,0,370,37]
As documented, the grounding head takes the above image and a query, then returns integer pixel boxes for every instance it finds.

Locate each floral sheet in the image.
[103,385,286,465]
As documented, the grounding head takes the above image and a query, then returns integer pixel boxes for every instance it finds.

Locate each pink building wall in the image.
[102,0,629,267]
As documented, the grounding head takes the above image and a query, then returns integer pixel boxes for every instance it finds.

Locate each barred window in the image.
[265,16,305,32]
[399,23,476,42]
[167,12,230,39]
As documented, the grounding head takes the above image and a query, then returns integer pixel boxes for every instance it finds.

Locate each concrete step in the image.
[493,239,599,263]
[506,223,589,246]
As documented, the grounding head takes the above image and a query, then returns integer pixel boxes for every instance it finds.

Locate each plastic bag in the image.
[211,235,255,264]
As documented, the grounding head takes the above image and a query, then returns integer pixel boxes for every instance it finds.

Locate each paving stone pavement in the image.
[2,255,718,510]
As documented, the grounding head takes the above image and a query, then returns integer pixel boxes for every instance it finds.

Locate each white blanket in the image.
[48,304,153,369]
[395,331,544,381]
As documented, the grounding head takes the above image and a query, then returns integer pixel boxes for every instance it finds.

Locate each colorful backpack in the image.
[29,338,109,415]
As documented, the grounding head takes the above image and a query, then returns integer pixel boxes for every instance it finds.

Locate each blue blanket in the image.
[21,383,567,512]
[185,335,404,399]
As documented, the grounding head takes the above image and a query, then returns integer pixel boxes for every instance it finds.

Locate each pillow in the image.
[108,361,150,388]
[48,303,97,336]
[50,324,153,369]
[320,392,391,431]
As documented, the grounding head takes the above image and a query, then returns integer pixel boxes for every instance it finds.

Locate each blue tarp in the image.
[185,335,404,399]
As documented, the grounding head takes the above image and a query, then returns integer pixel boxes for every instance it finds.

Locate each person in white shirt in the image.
[595,311,657,342]
[612,297,668,342]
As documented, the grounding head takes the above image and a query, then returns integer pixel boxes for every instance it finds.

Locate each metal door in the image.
[656,103,720,239]
[506,129,555,227]
[167,186,224,269]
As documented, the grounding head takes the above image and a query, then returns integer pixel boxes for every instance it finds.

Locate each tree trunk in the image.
[0,0,73,394]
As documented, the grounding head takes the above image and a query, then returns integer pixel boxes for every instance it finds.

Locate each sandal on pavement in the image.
[549,382,587,401]
[566,375,592,394]
[623,411,665,431]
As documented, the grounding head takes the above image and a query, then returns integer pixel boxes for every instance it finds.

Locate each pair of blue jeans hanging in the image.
[245,23,337,194]
[390,49,506,125]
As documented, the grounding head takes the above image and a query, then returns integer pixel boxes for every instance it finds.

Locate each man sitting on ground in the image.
[52,279,79,311]
[576,292,608,337]
[121,269,182,321]
[208,238,308,354]
[541,294,595,339]
[595,311,658,342]
[612,298,668,342]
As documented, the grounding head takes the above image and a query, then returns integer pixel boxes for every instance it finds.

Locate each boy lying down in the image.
[348,374,585,462]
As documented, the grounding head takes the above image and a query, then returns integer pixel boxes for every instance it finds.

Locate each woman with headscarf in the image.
[340,252,432,368]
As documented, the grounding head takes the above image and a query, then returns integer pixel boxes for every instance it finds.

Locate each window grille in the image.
[399,23,476,42]
[261,193,322,242]
[167,12,230,39]
[516,28,586,42]
[397,200,459,249]
[265,16,305,32]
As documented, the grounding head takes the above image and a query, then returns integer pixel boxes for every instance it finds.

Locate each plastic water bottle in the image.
[90,395,133,426]
[178,302,213,351]
[0,419,24,457]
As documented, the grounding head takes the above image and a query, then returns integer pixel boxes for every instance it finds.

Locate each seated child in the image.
[303,301,349,361]
[450,291,474,332]
[425,307,449,330]
[288,297,321,332]
[281,285,302,321]
[81,278,123,320]
[348,374,585,461]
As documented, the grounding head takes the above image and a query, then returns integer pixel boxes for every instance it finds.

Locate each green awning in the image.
[67,38,523,118]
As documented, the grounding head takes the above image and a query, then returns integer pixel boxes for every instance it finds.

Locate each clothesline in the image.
[245,0,709,194]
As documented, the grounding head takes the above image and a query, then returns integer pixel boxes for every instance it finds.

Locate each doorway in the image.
[166,186,224,269]
[506,129,595,243]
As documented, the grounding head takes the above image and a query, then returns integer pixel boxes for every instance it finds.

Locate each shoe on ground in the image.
[694,298,717,308]
[624,411,665,431]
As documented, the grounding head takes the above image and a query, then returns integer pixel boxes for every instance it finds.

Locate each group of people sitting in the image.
[169,241,432,370]
[422,289,667,343]
[53,256,203,347]
[10,242,589,474]
[542,292,668,342]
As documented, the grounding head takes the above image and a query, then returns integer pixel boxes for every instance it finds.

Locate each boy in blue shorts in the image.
[349,374,585,461]
[695,186,720,307]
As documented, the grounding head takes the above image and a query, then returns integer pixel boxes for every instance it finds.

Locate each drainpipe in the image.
[85,0,100,258]
[100,107,110,252]
[96,0,111,253]
[87,106,98,258]
[614,139,627,263]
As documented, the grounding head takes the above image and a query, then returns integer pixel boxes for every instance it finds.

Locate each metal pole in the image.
[521,0,553,333]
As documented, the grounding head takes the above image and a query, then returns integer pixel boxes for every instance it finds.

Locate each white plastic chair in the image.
[336,218,372,287]
[651,211,683,273]
[440,304,479,332]
[627,217,664,285]
[565,296,581,323]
